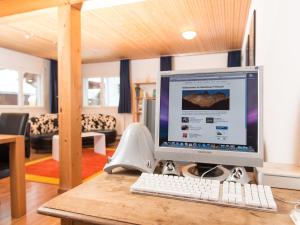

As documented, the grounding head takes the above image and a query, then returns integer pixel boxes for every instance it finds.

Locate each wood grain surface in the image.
[39,170,300,225]
[0,0,251,63]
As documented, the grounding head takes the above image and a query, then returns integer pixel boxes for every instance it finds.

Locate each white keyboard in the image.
[131,173,277,212]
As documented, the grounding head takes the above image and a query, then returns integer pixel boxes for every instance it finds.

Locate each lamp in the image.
[182,31,197,40]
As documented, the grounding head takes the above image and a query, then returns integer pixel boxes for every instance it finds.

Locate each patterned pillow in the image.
[103,114,117,129]
[30,113,116,135]
[81,114,116,132]
[29,114,58,135]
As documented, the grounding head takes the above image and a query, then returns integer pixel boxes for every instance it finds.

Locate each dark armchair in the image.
[0,113,29,179]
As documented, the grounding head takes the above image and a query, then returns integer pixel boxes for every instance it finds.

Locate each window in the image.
[0,69,19,105]
[23,73,41,106]
[84,76,120,107]
[0,69,42,106]
[86,77,101,106]
[104,77,120,106]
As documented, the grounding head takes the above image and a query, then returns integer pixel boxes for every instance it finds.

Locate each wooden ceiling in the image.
[0,0,251,63]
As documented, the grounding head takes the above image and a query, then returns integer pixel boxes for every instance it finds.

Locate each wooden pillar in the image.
[57,3,82,191]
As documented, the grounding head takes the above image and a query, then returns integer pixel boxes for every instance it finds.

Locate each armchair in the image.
[0,113,29,179]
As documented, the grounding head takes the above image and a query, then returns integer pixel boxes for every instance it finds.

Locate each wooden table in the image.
[38,169,300,225]
[0,135,26,218]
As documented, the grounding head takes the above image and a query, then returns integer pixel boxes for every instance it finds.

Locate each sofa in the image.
[29,113,117,152]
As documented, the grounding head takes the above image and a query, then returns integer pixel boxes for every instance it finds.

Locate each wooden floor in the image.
[1,148,58,225]
[26,151,51,162]
[0,141,120,225]
[0,178,60,225]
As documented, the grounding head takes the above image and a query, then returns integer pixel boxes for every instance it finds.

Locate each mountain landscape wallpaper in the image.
[182,89,230,110]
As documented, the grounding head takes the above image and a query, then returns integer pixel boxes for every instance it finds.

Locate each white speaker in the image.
[104,123,157,173]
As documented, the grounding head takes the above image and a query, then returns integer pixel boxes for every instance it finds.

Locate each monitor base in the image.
[182,163,251,184]
[182,163,230,181]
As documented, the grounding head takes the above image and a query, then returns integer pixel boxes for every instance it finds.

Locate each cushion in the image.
[29,113,116,135]
[29,114,58,135]
[81,114,116,132]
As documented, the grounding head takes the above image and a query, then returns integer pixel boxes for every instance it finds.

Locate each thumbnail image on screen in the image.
[182,89,230,110]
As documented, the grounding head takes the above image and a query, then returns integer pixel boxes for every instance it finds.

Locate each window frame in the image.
[83,76,120,108]
[0,68,44,108]
[83,77,103,107]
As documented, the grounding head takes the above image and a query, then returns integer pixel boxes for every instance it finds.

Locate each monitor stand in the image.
[196,163,224,177]
[182,163,231,181]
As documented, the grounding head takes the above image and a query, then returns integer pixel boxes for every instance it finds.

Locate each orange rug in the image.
[25,148,115,185]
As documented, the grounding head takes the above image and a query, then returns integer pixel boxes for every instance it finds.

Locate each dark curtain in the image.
[50,60,58,113]
[160,56,173,71]
[118,59,131,113]
[227,50,241,67]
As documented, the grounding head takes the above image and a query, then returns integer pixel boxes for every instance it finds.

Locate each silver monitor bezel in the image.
[154,66,263,167]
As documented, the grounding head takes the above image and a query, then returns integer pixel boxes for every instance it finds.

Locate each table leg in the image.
[94,135,106,155]
[9,136,26,218]
[52,136,60,161]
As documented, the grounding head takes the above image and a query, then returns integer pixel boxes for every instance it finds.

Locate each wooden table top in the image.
[0,134,20,144]
[38,169,300,225]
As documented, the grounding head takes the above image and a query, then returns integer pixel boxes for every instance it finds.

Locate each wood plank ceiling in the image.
[0,0,251,63]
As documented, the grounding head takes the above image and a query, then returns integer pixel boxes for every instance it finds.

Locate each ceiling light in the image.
[25,34,31,39]
[82,0,145,11]
[24,32,34,40]
[182,31,197,40]
[27,79,33,84]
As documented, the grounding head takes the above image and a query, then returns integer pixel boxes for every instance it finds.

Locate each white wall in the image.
[82,53,228,134]
[242,0,300,164]
[82,61,120,78]
[0,47,227,135]
[0,48,50,116]
[174,53,228,70]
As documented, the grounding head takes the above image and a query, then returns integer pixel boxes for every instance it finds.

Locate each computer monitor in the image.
[155,67,263,167]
